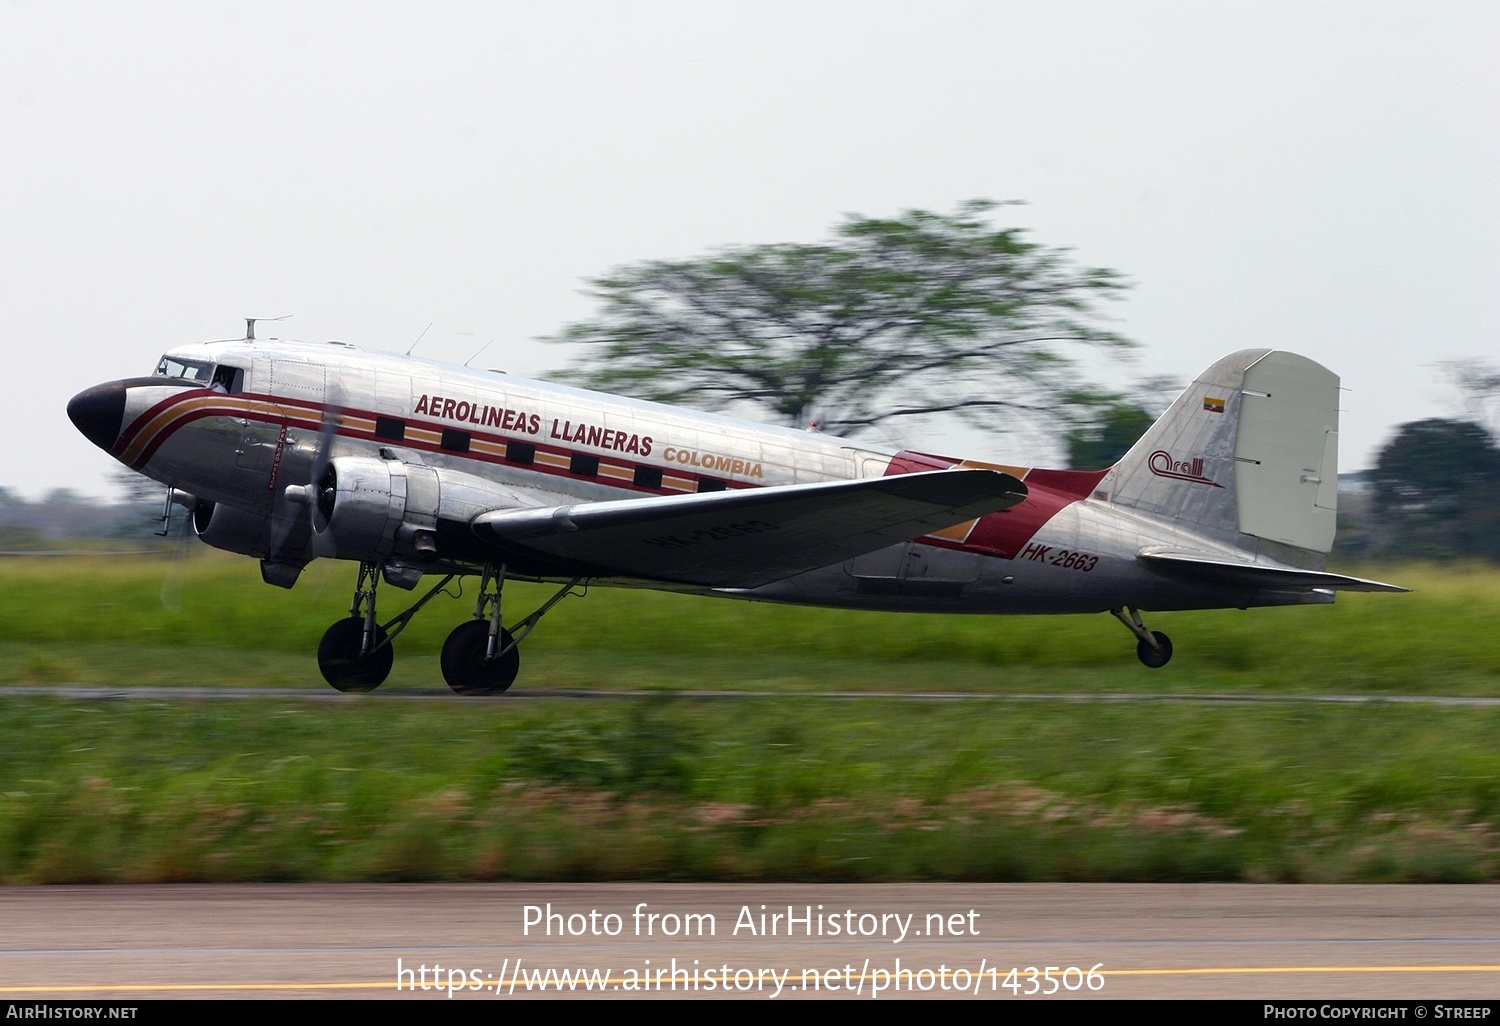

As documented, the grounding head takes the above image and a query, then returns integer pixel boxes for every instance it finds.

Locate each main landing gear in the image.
[438,564,581,695]
[315,562,583,695]
[1110,606,1173,668]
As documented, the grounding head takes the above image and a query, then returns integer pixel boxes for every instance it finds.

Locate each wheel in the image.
[317,616,394,692]
[441,619,520,695]
[1135,630,1173,668]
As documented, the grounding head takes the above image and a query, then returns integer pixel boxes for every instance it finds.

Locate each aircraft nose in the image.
[67,381,128,452]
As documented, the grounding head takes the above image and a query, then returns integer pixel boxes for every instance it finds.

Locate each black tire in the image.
[317,616,394,692]
[1136,630,1173,669]
[440,619,520,695]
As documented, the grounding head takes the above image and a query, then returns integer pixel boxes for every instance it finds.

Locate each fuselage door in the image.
[237,403,292,492]
[235,357,296,489]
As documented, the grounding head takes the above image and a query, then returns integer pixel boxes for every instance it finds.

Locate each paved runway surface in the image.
[1,884,1497,1000]
[5,685,1500,706]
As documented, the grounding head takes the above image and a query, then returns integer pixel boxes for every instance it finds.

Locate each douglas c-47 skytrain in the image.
[67,322,1404,693]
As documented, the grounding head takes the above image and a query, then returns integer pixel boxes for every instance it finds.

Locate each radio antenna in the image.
[464,340,494,367]
[406,322,434,355]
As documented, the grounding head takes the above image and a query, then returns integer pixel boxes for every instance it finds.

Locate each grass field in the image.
[2,554,1495,694]
[1,554,1497,883]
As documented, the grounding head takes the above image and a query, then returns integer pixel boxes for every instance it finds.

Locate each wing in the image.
[471,468,1027,588]
[1139,551,1407,592]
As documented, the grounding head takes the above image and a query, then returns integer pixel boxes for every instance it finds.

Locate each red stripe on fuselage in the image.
[113,387,220,456]
[122,392,1100,557]
[121,389,755,496]
[114,387,330,467]
[884,451,1107,560]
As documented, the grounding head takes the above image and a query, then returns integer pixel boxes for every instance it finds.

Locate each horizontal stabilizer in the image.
[473,469,1027,588]
[1139,551,1407,593]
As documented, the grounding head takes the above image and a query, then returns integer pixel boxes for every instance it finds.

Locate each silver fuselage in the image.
[97,338,1335,616]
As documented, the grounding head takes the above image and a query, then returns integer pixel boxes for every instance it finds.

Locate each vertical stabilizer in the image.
[1102,349,1340,554]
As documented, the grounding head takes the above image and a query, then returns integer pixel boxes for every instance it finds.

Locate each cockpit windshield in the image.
[155,355,214,382]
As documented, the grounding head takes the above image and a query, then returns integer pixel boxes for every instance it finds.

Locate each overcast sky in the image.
[4,1,1496,500]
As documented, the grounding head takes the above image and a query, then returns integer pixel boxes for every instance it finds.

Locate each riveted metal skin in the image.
[71,337,1403,630]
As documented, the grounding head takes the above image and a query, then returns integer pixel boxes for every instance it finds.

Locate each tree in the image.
[1065,401,1158,470]
[548,200,1132,437]
[1062,375,1179,470]
[1370,418,1500,561]
[1440,358,1500,435]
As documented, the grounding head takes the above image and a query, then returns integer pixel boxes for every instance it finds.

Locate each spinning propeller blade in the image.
[158,494,198,613]
[267,385,344,567]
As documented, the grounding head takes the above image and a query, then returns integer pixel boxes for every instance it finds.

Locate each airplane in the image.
[66,322,1404,694]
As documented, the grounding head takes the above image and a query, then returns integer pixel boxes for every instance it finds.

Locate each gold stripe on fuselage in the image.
[118,393,246,465]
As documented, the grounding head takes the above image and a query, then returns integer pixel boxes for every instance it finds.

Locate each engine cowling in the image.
[306,455,541,566]
[192,499,271,559]
[315,457,404,561]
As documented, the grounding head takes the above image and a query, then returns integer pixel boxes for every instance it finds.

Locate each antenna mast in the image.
[243,314,291,342]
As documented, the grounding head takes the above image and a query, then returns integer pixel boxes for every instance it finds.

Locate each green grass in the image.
[0,555,1493,694]
[0,696,1496,884]
[0,554,1497,883]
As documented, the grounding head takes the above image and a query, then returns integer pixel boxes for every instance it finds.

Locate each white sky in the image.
[3,1,1496,499]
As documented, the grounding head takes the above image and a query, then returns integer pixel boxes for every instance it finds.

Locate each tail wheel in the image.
[441,619,520,695]
[317,616,394,692]
[1136,631,1173,669]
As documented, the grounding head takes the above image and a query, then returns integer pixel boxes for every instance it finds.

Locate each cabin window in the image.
[570,454,599,477]
[375,417,406,441]
[633,465,662,488]
[440,429,471,453]
[506,441,535,464]
[697,477,726,493]
[209,365,244,393]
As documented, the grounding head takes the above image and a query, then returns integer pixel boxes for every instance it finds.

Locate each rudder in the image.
[1101,349,1340,554]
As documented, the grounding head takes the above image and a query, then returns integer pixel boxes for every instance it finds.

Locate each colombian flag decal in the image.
[1203,396,1226,414]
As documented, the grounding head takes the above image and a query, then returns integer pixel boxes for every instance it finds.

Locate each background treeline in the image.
[1068,405,1500,564]
[1336,417,1500,562]
[0,475,166,550]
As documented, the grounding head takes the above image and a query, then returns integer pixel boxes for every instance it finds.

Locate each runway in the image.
[5,685,1500,706]
[1,884,1497,1000]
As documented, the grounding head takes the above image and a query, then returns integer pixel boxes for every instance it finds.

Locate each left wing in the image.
[472,468,1027,588]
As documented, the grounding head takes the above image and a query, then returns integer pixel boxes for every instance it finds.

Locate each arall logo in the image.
[1148,450,1223,487]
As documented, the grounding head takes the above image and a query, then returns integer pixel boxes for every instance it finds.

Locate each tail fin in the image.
[1102,349,1340,555]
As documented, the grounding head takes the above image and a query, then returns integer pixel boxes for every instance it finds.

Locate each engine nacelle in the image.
[311,455,539,565]
[192,499,270,559]
[317,457,403,560]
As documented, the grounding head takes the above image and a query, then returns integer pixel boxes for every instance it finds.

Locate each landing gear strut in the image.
[317,561,583,694]
[1110,606,1173,668]
[318,563,391,692]
[439,564,583,695]
[318,563,456,692]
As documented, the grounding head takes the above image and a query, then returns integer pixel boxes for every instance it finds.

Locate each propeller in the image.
[266,384,344,576]
[158,490,199,613]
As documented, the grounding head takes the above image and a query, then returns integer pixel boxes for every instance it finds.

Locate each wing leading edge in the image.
[471,468,1027,589]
